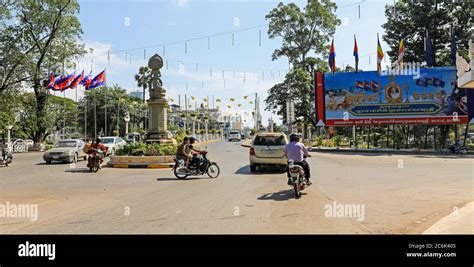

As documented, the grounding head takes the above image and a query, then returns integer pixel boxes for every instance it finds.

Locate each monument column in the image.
[145,54,176,145]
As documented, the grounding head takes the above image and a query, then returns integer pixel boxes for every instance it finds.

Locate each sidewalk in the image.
[423,202,474,234]
[309,147,474,156]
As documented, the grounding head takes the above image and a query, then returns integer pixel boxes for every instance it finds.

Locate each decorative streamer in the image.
[210,68,213,77]
[125,51,127,61]
[163,46,165,57]
[232,33,234,46]
[233,71,235,79]
[107,50,110,65]
[144,49,146,60]
[208,37,210,50]
[166,60,169,69]
[185,42,188,54]
[196,63,198,72]
[222,70,224,78]
[258,30,261,47]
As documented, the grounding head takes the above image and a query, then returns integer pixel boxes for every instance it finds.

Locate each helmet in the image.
[289,133,301,142]
[189,136,197,142]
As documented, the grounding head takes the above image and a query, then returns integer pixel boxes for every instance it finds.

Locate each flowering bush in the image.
[116,142,177,156]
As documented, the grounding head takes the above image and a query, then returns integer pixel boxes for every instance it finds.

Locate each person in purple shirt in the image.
[284,133,311,186]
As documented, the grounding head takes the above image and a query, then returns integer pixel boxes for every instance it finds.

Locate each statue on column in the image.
[148,54,166,100]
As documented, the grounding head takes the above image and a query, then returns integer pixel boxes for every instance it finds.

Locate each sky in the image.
[61,0,394,127]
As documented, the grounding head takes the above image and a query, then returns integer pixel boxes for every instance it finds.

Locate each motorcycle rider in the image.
[87,138,108,168]
[284,133,311,186]
[187,136,204,170]
[176,137,191,168]
[1,138,8,162]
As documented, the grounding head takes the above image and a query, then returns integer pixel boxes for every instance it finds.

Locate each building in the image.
[129,91,144,100]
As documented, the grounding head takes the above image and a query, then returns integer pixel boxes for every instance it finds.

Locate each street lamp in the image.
[5,125,13,152]
[124,112,130,134]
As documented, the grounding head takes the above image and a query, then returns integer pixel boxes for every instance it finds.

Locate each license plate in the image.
[53,156,59,159]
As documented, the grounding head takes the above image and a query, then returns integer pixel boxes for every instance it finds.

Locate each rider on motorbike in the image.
[284,133,311,186]
[1,138,8,161]
[187,136,204,170]
[87,138,108,168]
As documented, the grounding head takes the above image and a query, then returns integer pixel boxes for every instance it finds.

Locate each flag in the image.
[398,34,405,66]
[328,39,336,73]
[52,74,64,91]
[432,77,445,87]
[425,77,433,86]
[355,80,365,89]
[424,30,433,67]
[80,72,93,89]
[377,33,384,74]
[46,73,55,89]
[415,78,428,87]
[370,80,380,91]
[69,71,84,89]
[353,35,359,72]
[53,73,75,91]
[89,70,106,90]
[450,28,456,66]
[364,80,372,91]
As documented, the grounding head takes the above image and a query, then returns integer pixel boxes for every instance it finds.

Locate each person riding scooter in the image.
[87,138,108,168]
[284,133,311,186]
[187,136,204,170]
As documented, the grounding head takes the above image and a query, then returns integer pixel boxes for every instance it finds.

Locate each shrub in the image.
[116,142,177,156]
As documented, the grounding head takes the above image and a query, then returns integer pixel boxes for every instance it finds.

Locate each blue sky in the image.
[64,0,394,126]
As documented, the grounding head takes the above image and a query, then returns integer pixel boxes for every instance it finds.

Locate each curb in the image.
[308,147,474,156]
[423,202,474,234]
[107,139,221,169]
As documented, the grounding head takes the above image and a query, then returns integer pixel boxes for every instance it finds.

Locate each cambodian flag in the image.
[89,70,106,90]
[69,71,84,89]
[56,73,76,92]
[80,72,92,89]
[353,35,359,72]
[370,80,380,91]
[432,77,445,87]
[415,78,428,87]
[328,39,336,73]
[46,73,55,89]
[52,74,64,91]
[355,80,365,89]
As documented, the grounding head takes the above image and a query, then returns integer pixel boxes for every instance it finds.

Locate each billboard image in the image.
[318,67,469,126]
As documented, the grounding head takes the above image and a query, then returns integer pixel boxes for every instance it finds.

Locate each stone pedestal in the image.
[145,54,176,145]
[146,98,175,144]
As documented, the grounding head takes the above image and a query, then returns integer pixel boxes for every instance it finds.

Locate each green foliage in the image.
[1,0,86,143]
[116,142,177,156]
[265,0,340,66]
[382,1,472,66]
[77,84,147,137]
[332,135,342,146]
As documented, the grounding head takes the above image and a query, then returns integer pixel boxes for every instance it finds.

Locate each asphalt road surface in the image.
[0,141,472,234]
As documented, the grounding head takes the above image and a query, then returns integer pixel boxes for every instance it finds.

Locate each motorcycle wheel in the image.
[92,158,100,173]
[293,180,301,199]
[207,163,220,178]
[460,148,468,155]
[174,167,188,179]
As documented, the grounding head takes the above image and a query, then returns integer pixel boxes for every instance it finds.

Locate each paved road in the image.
[0,141,472,234]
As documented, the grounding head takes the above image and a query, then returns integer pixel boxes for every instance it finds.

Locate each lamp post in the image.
[6,125,13,152]
[124,112,130,134]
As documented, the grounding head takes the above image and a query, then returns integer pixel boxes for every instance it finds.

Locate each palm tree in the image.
[134,66,151,131]
[134,66,151,104]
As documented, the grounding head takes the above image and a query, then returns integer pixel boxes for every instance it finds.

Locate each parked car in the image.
[43,139,86,164]
[249,132,288,172]
[228,131,242,142]
[100,136,127,155]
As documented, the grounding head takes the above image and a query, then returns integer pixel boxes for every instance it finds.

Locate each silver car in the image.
[43,139,86,164]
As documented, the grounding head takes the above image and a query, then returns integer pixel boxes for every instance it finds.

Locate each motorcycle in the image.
[88,148,105,173]
[0,148,13,167]
[288,159,309,199]
[173,151,220,179]
[445,143,468,155]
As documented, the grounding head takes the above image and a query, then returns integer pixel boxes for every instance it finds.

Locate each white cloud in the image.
[172,0,188,8]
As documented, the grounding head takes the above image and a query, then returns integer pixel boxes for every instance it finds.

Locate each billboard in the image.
[316,67,469,126]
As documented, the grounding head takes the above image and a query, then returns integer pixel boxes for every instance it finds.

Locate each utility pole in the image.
[94,100,97,139]
[84,101,87,139]
[117,97,120,136]
[104,96,107,136]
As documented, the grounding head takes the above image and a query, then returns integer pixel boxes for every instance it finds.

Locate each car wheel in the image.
[250,164,257,172]
[46,161,51,164]
[83,156,87,161]
[71,153,78,163]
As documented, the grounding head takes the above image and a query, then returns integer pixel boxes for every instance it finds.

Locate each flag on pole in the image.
[328,39,336,73]
[353,35,359,72]
[69,71,84,89]
[80,71,93,90]
[54,73,75,92]
[376,33,384,74]
[46,73,55,89]
[424,30,433,67]
[398,34,405,67]
[89,70,106,90]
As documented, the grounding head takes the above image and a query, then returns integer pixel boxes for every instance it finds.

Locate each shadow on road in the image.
[258,189,304,201]
[65,168,92,173]
[235,165,286,176]
[156,177,210,181]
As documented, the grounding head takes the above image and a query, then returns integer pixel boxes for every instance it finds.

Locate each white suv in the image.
[249,133,288,172]
[228,131,242,142]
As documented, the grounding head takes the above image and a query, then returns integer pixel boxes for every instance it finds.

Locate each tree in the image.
[77,85,147,138]
[134,66,151,103]
[265,0,340,68]
[1,0,86,145]
[382,1,472,67]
